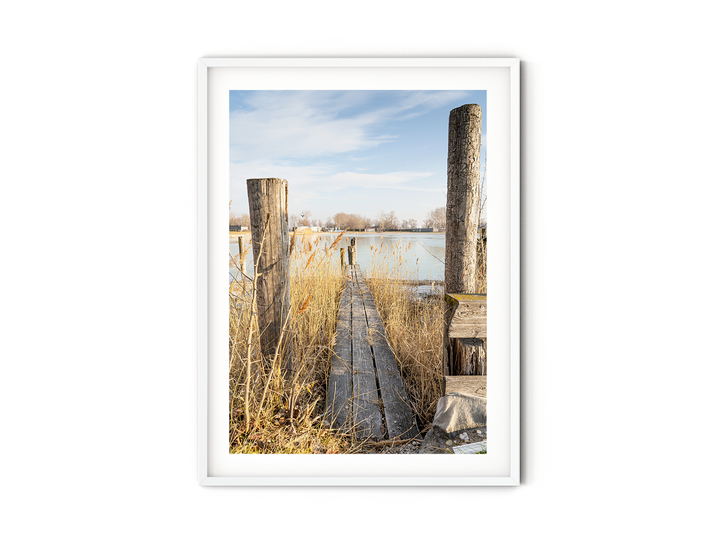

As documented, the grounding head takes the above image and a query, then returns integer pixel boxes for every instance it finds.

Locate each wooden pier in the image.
[326,265,419,440]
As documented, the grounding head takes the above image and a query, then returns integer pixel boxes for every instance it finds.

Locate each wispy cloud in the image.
[230,162,435,210]
[230,92,391,161]
[327,171,432,189]
[230,90,470,162]
[229,90,485,221]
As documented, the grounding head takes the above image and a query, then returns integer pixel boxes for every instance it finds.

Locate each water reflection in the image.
[229,232,447,282]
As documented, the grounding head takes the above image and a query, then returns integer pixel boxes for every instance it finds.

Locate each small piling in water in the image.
[348,238,357,265]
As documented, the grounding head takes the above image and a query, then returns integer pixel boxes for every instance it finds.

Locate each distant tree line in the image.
[231,205,486,231]
[229,211,250,228]
[325,211,422,231]
[423,207,445,229]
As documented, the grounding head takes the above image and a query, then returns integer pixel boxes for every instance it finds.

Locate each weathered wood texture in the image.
[444,293,487,376]
[247,178,292,374]
[445,104,481,295]
[327,264,418,440]
[355,269,419,440]
[445,337,486,377]
[444,105,485,379]
[444,375,487,398]
[348,238,357,265]
[350,266,383,439]
[340,247,346,267]
[446,293,487,339]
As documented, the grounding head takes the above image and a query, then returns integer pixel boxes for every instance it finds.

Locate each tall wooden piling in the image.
[340,247,346,267]
[444,104,485,379]
[247,178,292,374]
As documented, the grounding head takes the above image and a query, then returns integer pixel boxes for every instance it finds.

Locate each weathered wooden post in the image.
[247,178,292,374]
[443,104,486,385]
[348,238,357,265]
[340,247,346,267]
[237,235,247,293]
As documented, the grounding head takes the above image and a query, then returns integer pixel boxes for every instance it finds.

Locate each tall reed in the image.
[476,232,487,293]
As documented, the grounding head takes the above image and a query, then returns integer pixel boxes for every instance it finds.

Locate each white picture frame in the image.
[198,58,520,486]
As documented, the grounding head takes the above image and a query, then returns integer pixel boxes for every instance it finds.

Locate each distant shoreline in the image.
[229,230,445,239]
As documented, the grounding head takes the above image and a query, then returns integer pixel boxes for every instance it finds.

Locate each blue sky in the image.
[229,90,487,225]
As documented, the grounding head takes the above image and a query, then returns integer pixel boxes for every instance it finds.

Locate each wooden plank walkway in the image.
[326,265,419,440]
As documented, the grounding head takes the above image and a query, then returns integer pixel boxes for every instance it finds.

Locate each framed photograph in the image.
[198,58,519,485]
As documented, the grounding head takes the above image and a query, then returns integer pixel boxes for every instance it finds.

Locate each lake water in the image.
[229,232,447,282]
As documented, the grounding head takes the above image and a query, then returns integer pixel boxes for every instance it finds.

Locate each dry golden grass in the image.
[228,233,486,453]
[229,231,361,454]
[366,239,445,429]
[476,232,487,294]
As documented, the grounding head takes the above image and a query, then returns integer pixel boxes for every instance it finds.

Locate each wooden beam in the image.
[327,266,420,440]
[446,293,487,339]
[444,375,486,398]
[355,269,419,440]
[350,266,383,440]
